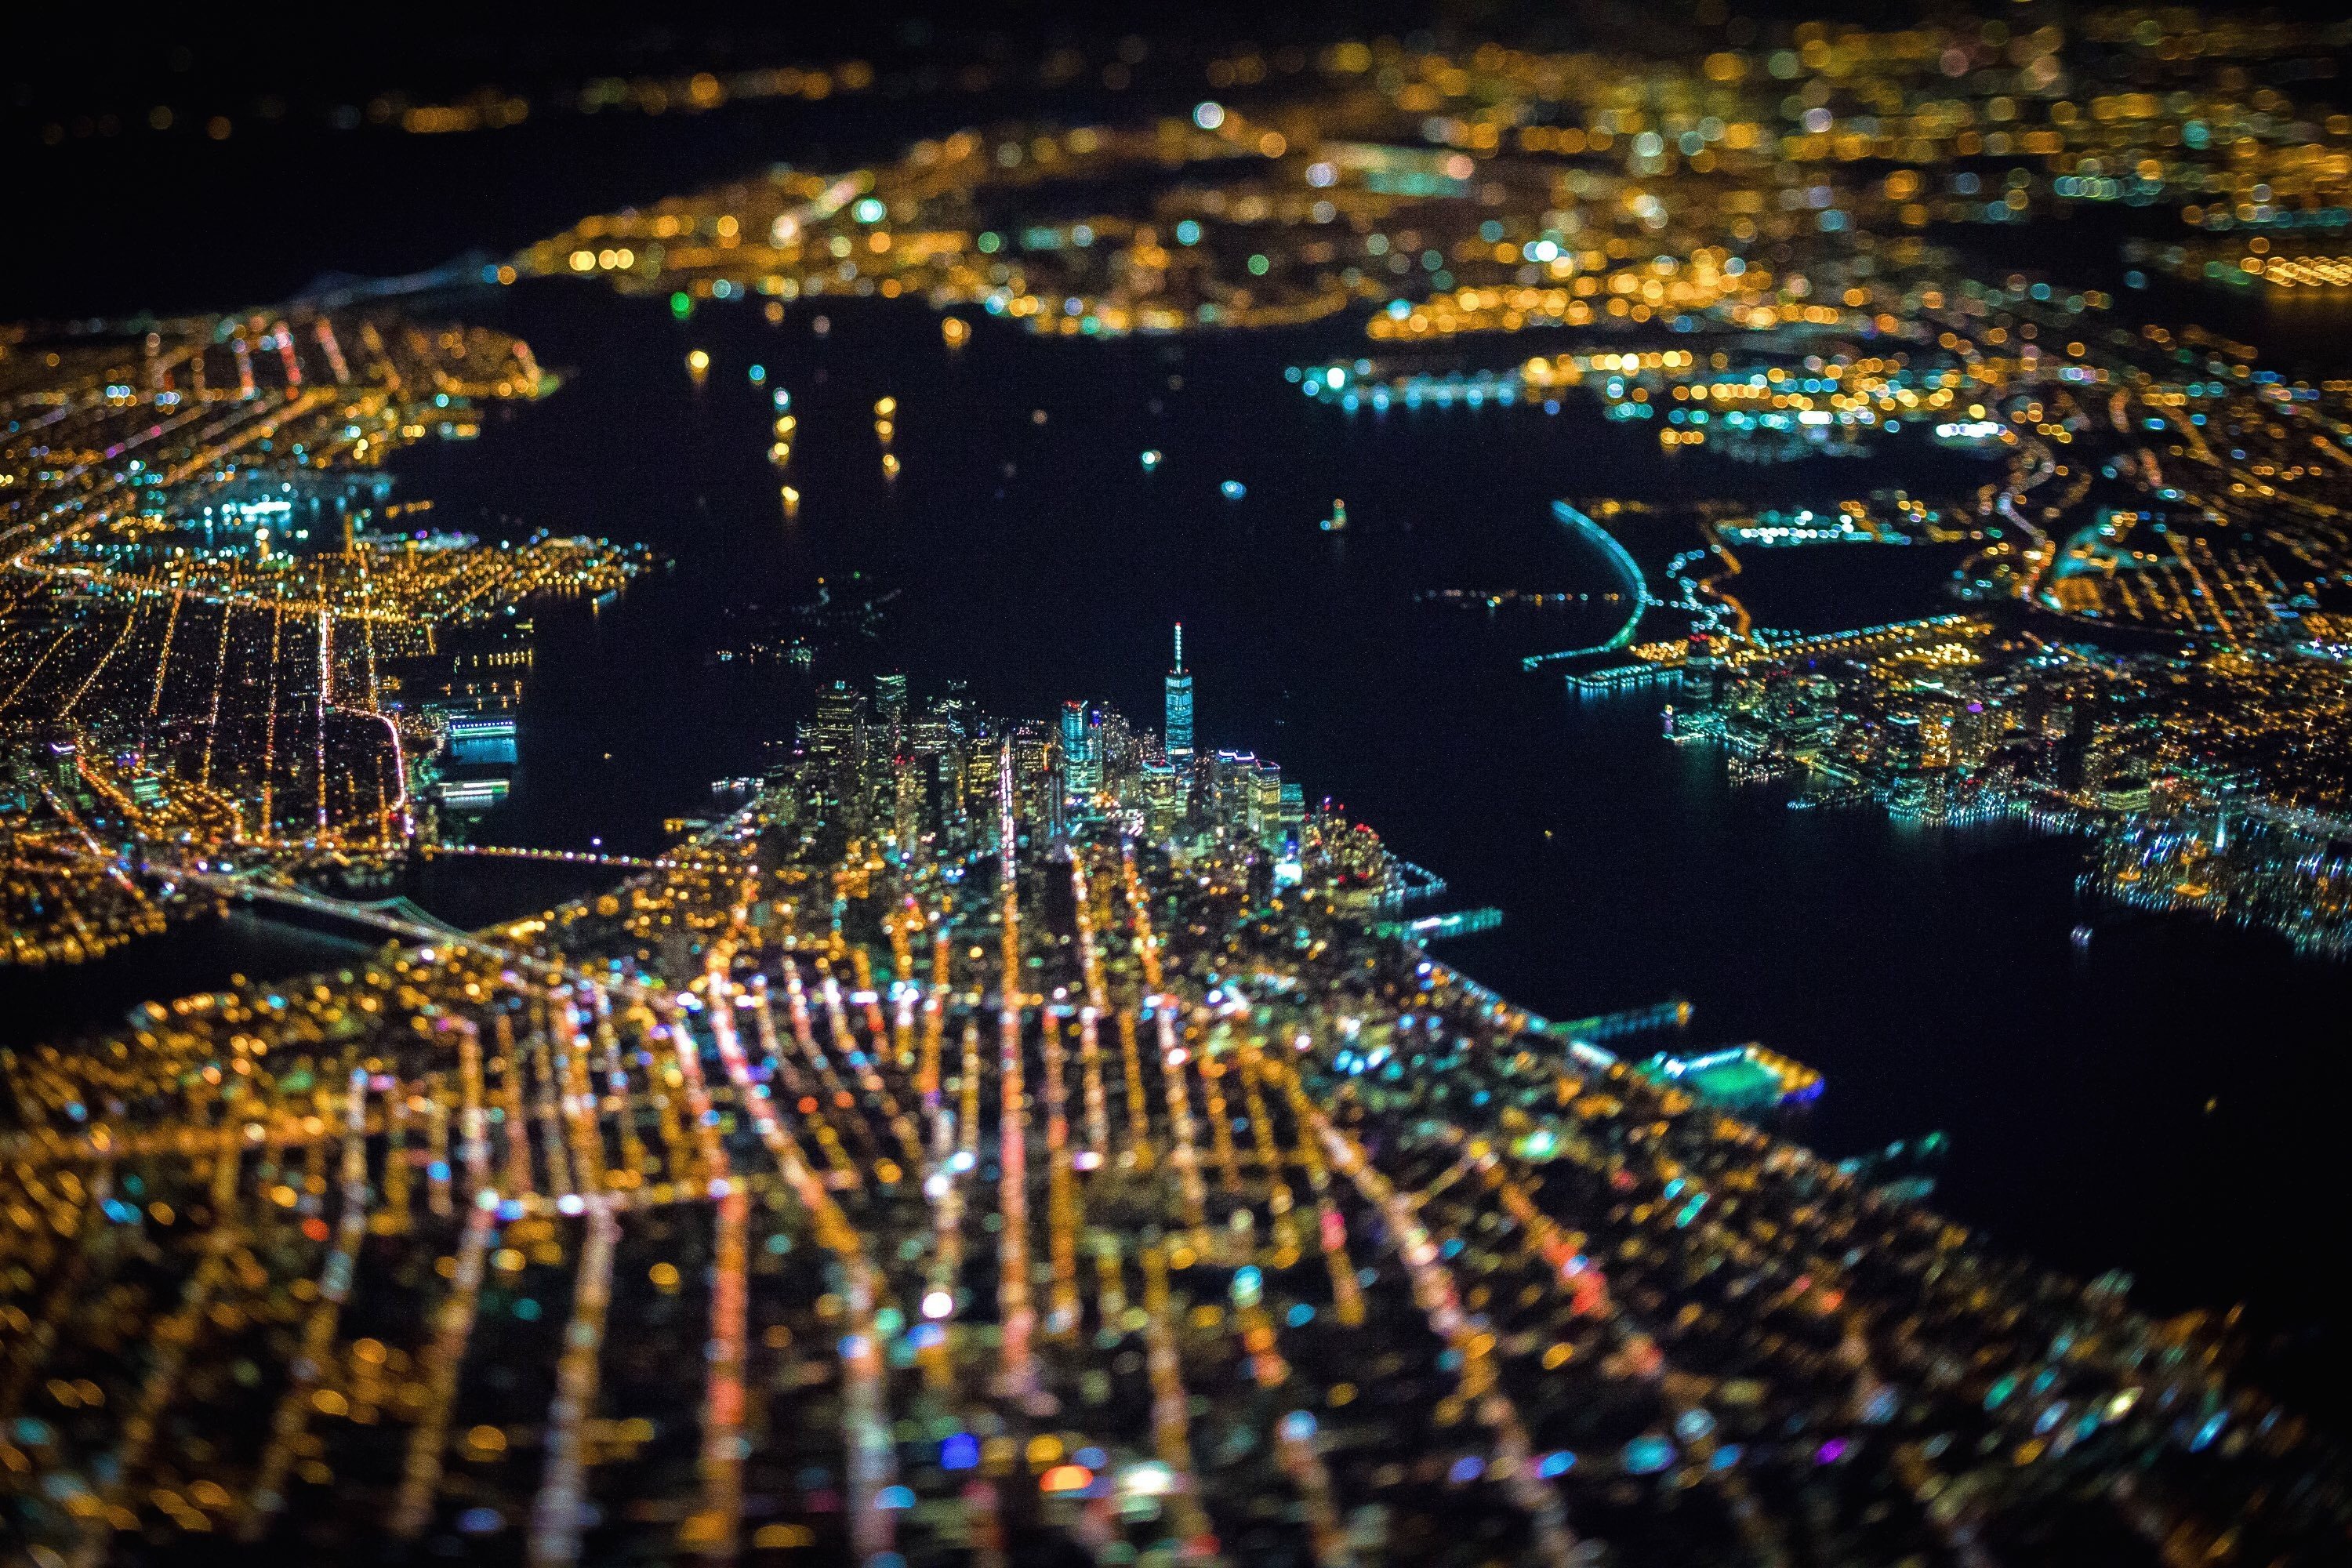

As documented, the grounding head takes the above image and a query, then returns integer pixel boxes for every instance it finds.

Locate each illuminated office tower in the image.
[1682,632,1722,707]
[808,681,866,762]
[803,681,869,827]
[891,760,922,849]
[1250,761,1284,846]
[1140,760,1180,840]
[1164,623,1194,765]
[1059,699,1100,804]
[1095,707,1138,798]
[873,671,908,731]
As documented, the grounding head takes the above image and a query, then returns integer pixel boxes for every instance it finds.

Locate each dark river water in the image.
[8,174,2351,1415]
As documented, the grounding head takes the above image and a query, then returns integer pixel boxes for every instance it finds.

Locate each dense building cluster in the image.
[0,312,655,963]
[1334,252,2352,953]
[512,14,2352,971]
[10,10,2352,1563]
[770,651,1354,905]
[1658,619,2352,953]
[943,33,2350,962]
[5,653,2349,1566]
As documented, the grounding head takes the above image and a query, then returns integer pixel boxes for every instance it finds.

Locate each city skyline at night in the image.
[7,6,2352,1564]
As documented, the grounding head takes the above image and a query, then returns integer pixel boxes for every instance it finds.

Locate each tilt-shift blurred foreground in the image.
[7,5,2352,1564]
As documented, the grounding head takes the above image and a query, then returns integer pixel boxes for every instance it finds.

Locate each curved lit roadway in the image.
[1693,520,1753,641]
[1522,501,1654,670]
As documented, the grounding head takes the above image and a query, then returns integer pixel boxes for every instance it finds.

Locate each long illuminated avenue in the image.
[2,666,2345,1564]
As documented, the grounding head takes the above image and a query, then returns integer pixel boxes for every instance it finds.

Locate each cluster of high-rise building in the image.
[8,643,2350,1565]
[1664,612,2352,953]
[13,9,2352,1556]
[771,627,1309,874]
[1676,617,2175,815]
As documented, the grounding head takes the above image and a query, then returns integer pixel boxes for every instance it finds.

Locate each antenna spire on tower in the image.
[1174,622,1184,671]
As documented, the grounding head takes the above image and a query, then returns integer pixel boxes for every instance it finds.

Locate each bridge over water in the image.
[173,866,476,945]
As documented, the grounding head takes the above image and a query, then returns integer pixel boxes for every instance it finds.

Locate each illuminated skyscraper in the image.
[873,671,908,731]
[1059,699,1099,803]
[808,681,866,762]
[1164,623,1194,765]
[804,680,869,828]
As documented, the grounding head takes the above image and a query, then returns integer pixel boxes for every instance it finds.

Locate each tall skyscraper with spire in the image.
[1163,623,1194,765]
